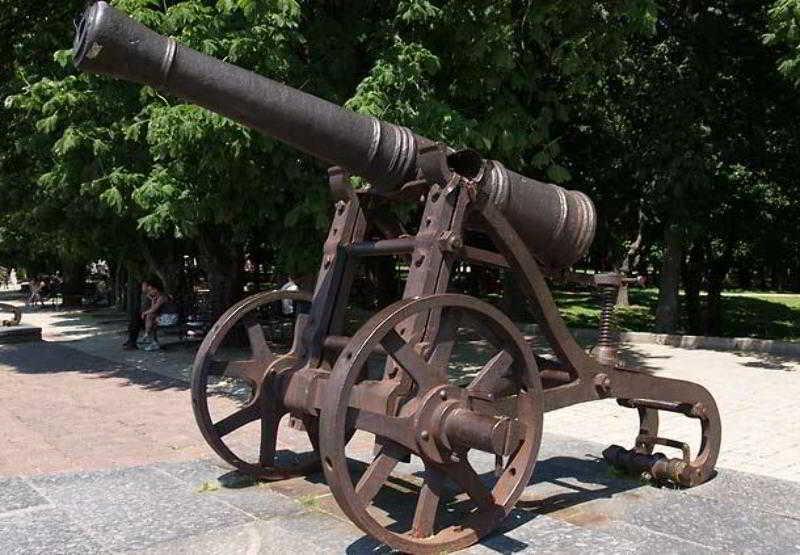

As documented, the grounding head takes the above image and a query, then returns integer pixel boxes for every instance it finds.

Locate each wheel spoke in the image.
[411,464,446,538]
[214,404,260,437]
[227,359,267,383]
[468,350,514,394]
[426,308,460,377]
[259,407,280,466]
[347,408,417,451]
[243,315,273,362]
[446,459,493,507]
[355,442,407,505]
[380,329,439,391]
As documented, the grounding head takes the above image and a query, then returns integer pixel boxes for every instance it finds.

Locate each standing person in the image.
[279,275,299,316]
[123,280,150,350]
[27,278,44,309]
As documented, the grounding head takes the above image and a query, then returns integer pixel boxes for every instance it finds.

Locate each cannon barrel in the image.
[73,2,595,269]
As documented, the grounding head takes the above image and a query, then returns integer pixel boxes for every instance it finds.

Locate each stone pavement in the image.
[2,423,800,553]
[1,303,800,552]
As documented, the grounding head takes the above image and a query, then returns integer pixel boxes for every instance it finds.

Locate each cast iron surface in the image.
[72,3,722,552]
[319,294,543,553]
[191,289,320,480]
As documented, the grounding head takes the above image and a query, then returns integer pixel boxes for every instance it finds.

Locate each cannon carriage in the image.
[73,3,721,552]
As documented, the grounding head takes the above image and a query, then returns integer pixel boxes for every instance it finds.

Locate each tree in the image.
[4,0,657,315]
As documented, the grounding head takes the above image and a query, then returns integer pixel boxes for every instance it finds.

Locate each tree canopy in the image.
[2,0,800,333]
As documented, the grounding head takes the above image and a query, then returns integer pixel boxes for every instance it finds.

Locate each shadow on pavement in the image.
[0,340,188,392]
[733,351,798,372]
[221,450,643,554]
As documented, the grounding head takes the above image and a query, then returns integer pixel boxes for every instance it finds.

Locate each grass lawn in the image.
[552,288,800,341]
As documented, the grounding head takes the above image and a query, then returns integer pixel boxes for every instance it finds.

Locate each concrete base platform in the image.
[0,324,42,343]
[2,436,799,553]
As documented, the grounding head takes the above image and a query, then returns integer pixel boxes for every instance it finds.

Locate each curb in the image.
[518,324,800,357]
[0,324,42,344]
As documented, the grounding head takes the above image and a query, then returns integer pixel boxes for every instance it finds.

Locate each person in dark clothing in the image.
[123,280,151,350]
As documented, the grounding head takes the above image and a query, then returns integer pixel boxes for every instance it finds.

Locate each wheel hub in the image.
[415,384,523,464]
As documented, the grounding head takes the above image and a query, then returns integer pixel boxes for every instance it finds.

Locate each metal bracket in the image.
[328,166,356,203]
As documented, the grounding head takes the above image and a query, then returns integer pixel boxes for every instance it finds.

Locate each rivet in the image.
[439,390,448,400]
[420,430,430,441]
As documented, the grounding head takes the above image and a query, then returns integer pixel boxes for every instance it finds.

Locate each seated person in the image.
[137,277,178,351]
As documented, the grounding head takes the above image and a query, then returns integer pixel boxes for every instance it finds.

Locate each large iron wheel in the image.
[191,289,319,480]
[319,294,543,553]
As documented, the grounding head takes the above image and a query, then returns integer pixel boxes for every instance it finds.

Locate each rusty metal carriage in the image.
[73,4,721,552]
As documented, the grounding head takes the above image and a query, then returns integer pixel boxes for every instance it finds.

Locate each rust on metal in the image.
[73,3,722,552]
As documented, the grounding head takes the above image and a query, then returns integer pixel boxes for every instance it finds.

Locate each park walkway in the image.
[1,302,799,552]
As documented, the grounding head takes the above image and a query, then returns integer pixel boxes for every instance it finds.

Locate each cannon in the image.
[74,3,721,552]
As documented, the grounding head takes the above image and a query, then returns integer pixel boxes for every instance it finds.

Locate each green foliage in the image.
[2,0,799,329]
[766,0,800,85]
[3,0,659,279]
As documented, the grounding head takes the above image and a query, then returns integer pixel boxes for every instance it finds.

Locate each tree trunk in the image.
[365,257,399,309]
[616,210,645,308]
[682,242,704,335]
[615,284,629,307]
[620,206,646,274]
[736,263,752,290]
[704,242,734,336]
[126,268,139,315]
[199,230,243,322]
[500,271,530,321]
[61,258,87,307]
[791,263,800,292]
[138,237,184,296]
[654,223,683,333]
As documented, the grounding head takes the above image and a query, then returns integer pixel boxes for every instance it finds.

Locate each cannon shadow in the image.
[238,451,645,554]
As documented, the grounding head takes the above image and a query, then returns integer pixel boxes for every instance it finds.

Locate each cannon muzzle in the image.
[74,1,595,269]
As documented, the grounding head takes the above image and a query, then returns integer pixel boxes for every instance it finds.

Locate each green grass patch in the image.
[552,289,800,341]
[298,494,322,510]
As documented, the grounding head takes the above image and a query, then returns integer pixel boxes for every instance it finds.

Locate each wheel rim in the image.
[319,294,543,553]
[191,289,319,479]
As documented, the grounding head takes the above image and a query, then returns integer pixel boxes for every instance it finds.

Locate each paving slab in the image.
[154,459,307,519]
[129,521,321,555]
[0,477,48,513]
[29,466,254,551]
[468,514,648,554]
[0,507,107,554]
[2,440,799,554]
